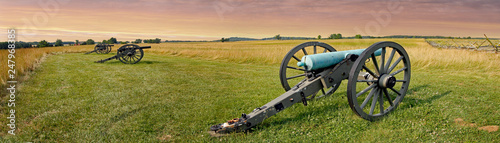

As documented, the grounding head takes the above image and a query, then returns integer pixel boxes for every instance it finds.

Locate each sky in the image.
[1,0,499,42]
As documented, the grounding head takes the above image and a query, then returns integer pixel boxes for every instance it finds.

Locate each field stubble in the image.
[1,39,499,85]
[145,39,499,76]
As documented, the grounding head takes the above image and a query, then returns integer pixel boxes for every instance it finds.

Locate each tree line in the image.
[0,35,489,49]
[0,37,166,49]
[0,41,33,49]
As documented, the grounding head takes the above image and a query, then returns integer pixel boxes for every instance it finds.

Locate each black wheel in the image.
[279,41,340,100]
[347,41,411,121]
[94,44,102,54]
[96,44,109,54]
[117,44,144,64]
[105,45,111,54]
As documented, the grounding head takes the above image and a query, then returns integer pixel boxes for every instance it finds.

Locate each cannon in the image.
[95,44,151,64]
[210,41,411,134]
[85,43,114,54]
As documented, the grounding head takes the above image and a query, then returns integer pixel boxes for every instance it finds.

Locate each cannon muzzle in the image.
[139,46,151,49]
[298,48,382,71]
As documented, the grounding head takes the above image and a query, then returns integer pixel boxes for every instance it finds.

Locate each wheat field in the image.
[1,39,499,86]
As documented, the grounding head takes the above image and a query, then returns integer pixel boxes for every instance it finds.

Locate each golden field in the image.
[0,45,94,85]
[1,39,499,86]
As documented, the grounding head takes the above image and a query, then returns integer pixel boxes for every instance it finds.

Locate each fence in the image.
[425,35,499,53]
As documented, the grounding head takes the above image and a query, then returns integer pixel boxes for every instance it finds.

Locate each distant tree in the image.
[21,42,33,48]
[275,34,281,40]
[125,41,130,43]
[328,33,343,39]
[86,39,95,45]
[108,37,117,44]
[120,41,127,44]
[134,39,142,43]
[336,33,342,39]
[355,34,363,39]
[55,39,63,47]
[1,42,34,49]
[220,38,230,42]
[0,42,7,49]
[146,39,154,43]
[39,40,50,48]
[467,36,472,39]
[328,34,335,39]
[75,40,79,45]
[142,39,159,43]
[102,40,107,44]
[317,35,322,40]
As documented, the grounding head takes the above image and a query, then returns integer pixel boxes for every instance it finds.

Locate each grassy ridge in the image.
[0,39,499,142]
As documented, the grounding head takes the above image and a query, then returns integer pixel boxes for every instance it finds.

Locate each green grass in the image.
[1,47,499,142]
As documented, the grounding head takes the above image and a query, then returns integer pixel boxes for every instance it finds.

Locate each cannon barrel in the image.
[97,44,114,47]
[298,48,382,71]
[138,46,151,49]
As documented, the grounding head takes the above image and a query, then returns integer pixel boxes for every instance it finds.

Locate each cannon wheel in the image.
[117,44,144,64]
[105,45,112,54]
[347,41,411,121]
[94,44,103,54]
[279,41,339,100]
[94,44,110,54]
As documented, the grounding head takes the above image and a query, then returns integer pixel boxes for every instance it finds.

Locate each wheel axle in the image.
[378,74,396,88]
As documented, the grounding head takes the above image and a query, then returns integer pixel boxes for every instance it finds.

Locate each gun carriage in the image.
[210,41,411,134]
[85,43,113,54]
[94,44,151,64]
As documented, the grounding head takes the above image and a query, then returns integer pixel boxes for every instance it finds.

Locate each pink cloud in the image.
[0,0,499,41]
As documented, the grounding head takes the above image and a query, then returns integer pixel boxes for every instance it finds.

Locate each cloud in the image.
[1,0,499,41]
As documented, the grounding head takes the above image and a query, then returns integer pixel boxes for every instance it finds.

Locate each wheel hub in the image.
[378,74,396,88]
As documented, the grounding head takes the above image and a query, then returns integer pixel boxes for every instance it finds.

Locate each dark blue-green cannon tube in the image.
[297,49,382,71]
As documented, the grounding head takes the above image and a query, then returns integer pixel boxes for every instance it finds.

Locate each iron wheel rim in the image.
[279,41,339,99]
[347,41,411,121]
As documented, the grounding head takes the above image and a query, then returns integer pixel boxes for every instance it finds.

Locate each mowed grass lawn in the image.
[1,40,499,142]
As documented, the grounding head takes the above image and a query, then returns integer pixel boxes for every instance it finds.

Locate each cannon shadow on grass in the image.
[398,85,450,111]
[249,94,348,132]
[131,60,163,64]
[99,60,164,65]
[250,84,448,131]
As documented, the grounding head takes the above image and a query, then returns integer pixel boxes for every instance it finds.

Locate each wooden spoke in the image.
[286,74,306,80]
[356,84,377,98]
